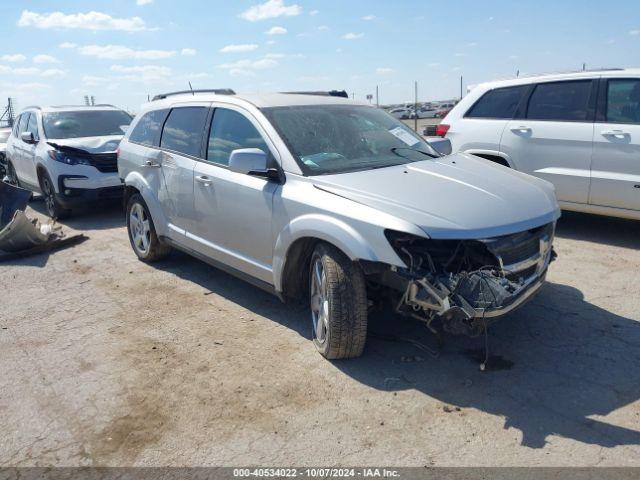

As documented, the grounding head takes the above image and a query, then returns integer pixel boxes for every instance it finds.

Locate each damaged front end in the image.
[372,224,556,336]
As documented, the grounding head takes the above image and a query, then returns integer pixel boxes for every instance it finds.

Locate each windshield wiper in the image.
[390,147,438,159]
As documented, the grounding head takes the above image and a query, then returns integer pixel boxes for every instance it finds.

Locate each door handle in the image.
[601,129,629,138]
[141,160,161,168]
[195,175,213,186]
[510,125,531,133]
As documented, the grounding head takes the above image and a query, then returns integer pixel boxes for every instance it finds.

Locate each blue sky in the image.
[1,0,639,112]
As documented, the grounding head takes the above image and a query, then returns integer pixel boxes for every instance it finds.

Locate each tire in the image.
[309,243,368,359]
[126,193,171,262]
[39,170,71,220]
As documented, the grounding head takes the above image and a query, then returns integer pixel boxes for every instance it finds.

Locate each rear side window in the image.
[605,79,640,124]
[26,113,39,140]
[129,109,168,147]
[207,108,269,166]
[16,114,29,136]
[466,86,526,119]
[160,107,208,157]
[526,80,592,121]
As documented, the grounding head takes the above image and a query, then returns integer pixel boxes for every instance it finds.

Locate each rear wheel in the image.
[40,171,70,219]
[309,243,368,359]
[126,193,171,262]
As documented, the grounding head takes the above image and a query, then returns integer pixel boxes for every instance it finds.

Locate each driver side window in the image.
[207,108,269,166]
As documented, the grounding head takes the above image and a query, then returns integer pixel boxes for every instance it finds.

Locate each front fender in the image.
[272,213,400,292]
[123,171,169,238]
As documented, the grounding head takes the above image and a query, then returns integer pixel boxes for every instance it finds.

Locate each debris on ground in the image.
[0,180,87,260]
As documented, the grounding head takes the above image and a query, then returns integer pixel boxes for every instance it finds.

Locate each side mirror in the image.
[426,137,452,156]
[229,148,279,180]
[20,131,36,144]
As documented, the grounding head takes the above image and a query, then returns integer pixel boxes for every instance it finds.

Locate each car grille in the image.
[482,223,554,280]
[88,153,118,173]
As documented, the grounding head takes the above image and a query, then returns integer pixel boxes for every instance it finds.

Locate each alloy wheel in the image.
[42,177,56,217]
[129,202,151,256]
[310,256,329,344]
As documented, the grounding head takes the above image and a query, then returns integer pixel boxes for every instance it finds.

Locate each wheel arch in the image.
[123,171,169,238]
[273,214,379,300]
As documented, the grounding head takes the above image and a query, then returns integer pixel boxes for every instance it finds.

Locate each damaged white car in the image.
[118,90,560,359]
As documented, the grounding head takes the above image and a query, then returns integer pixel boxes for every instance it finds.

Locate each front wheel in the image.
[126,193,171,262]
[40,171,70,219]
[309,243,368,359]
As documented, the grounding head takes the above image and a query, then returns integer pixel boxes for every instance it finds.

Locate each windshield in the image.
[43,110,132,139]
[0,130,10,143]
[262,104,438,175]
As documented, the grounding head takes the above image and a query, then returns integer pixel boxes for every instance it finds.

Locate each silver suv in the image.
[118,90,560,359]
[4,105,132,218]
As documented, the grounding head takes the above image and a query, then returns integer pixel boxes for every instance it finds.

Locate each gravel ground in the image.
[1,198,639,467]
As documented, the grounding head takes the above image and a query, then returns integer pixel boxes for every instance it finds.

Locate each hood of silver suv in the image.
[312,153,560,239]
[46,135,122,154]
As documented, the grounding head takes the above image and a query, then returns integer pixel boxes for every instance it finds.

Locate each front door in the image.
[190,105,279,284]
[501,79,597,204]
[590,78,640,211]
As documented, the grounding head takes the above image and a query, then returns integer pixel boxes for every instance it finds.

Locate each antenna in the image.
[188,81,194,96]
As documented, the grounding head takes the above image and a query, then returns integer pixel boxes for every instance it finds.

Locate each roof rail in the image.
[152,89,236,101]
[282,90,349,98]
[493,67,626,82]
[22,106,41,110]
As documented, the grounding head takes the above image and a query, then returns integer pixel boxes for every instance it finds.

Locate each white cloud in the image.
[18,10,150,32]
[239,0,302,21]
[630,29,640,36]
[181,48,196,56]
[220,44,259,53]
[317,25,329,31]
[0,65,40,75]
[33,54,59,64]
[58,42,77,49]
[266,40,276,45]
[342,32,364,40]
[1,54,26,62]
[82,75,110,86]
[137,0,153,5]
[466,42,478,47]
[454,52,466,57]
[376,67,394,75]
[110,64,171,75]
[362,15,375,20]
[41,68,65,78]
[309,9,319,15]
[219,57,278,70]
[78,44,176,60]
[265,26,287,35]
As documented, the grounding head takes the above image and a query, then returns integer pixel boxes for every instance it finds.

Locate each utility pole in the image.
[582,62,586,71]
[414,81,418,133]
[375,85,379,107]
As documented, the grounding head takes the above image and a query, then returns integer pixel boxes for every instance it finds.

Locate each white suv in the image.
[440,69,640,220]
[4,105,132,218]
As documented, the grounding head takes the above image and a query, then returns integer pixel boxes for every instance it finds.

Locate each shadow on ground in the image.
[555,211,640,249]
[27,196,124,231]
[153,242,640,451]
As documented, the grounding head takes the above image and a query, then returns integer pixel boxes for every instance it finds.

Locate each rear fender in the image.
[123,171,169,237]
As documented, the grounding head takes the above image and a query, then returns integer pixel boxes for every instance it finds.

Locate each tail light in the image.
[435,124,450,137]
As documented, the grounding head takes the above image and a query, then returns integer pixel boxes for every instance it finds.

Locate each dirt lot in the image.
[1,199,639,467]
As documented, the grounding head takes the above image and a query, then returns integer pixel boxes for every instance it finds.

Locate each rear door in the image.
[21,112,41,186]
[158,105,210,235]
[501,79,597,204]
[590,77,640,211]
[450,84,528,157]
[190,105,279,283]
[10,114,29,183]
